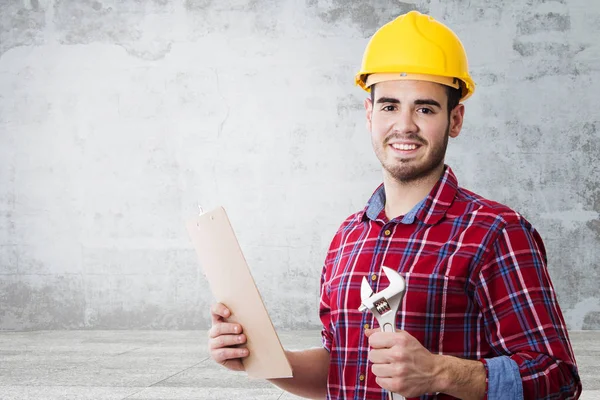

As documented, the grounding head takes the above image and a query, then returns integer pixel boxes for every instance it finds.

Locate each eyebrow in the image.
[415,99,442,108]
[376,97,400,104]
[376,97,442,108]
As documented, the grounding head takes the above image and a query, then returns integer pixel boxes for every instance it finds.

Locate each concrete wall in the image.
[0,0,599,331]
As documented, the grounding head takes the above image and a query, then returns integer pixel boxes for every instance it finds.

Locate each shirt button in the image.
[384,229,391,236]
[359,374,365,381]
[363,323,369,329]
[371,274,377,281]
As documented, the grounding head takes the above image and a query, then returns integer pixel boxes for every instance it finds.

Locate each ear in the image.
[365,97,373,131]
[448,104,465,138]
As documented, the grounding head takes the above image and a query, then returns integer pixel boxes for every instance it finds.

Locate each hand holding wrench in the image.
[359,266,407,400]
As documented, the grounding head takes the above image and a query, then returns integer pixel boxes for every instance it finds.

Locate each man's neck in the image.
[383,165,445,220]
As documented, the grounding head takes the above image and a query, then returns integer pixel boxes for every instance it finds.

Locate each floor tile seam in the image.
[115,346,147,356]
[121,386,147,400]
[198,356,210,365]
[112,338,194,356]
[146,358,210,388]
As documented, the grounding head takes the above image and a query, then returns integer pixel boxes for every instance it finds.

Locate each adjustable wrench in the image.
[359,266,407,400]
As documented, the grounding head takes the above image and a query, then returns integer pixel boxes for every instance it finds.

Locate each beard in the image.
[375,123,450,184]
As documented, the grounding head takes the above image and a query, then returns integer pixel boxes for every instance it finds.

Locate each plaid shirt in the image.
[319,166,581,400]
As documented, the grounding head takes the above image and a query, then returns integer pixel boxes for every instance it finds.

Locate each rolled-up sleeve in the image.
[482,355,523,400]
[474,216,581,399]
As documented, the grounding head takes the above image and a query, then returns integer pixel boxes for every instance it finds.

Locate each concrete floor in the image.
[0,330,597,400]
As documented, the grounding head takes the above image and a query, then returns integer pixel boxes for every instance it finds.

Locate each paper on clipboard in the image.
[186,206,293,379]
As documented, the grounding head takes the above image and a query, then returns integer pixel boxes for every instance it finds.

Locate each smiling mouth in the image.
[390,143,419,151]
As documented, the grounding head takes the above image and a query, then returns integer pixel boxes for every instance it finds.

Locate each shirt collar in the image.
[359,166,459,225]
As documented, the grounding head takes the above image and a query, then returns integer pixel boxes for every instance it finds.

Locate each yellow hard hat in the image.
[355,11,475,101]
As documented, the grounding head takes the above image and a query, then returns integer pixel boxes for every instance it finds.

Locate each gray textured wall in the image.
[0,0,599,331]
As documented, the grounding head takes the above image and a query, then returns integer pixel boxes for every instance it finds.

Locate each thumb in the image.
[364,328,379,337]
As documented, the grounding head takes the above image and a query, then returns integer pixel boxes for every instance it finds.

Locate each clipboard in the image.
[186,206,293,379]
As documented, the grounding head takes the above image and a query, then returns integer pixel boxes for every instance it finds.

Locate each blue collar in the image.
[364,185,426,224]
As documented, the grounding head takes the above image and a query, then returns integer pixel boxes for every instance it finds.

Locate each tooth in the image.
[393,144,417,150]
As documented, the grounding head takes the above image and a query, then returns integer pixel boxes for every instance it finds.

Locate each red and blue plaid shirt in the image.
[319,166,581,400]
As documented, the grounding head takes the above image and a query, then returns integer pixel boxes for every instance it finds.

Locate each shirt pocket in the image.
[401,264,473,354]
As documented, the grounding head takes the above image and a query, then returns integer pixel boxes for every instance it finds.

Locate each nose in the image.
[392,108,418,135]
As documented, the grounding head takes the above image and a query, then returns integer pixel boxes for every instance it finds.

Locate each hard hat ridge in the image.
[355,10,475,101]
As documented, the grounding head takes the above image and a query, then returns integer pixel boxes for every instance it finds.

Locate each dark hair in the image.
[370,82,463,116]
[446,84,462,113]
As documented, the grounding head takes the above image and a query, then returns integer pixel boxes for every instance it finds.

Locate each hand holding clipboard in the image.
[186,206,293,379]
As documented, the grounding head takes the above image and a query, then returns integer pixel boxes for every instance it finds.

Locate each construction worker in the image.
[209,11,581,399]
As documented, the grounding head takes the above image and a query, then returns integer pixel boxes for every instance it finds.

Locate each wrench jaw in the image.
[358,267,406,332]
[358,277,374,312]
[379,267,406,298]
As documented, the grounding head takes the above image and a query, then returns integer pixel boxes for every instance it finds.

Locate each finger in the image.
[212,347,250,364]
[220,358,245,372]
[211,303,231,323]
[209,333,247,350]
[368,348,395,364]
[208,322,243,338]
[368,330,407,349]
[375,376,398,393]
[371,362,396,378]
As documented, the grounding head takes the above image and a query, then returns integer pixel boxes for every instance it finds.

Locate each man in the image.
[208,11,581,400]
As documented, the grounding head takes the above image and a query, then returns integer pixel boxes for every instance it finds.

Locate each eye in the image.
[381,105,397,112]
[417,107,434,114]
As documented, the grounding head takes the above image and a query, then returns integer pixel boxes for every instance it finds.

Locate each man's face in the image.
[365,80,464,183]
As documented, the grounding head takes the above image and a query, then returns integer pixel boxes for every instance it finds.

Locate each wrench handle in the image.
[380,324,405,400]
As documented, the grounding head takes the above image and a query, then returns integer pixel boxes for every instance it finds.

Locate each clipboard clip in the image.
[197,204,215,222]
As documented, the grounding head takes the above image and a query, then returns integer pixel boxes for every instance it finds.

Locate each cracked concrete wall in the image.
[0,0,599,330]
